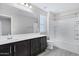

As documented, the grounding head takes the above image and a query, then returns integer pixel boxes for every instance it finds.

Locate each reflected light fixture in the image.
[24,3,29,7]
[24,3,32,8]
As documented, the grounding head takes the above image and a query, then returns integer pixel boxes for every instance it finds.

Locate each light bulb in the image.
[20,3,25,5]
[25,3,29,7]
[29,5,32,8]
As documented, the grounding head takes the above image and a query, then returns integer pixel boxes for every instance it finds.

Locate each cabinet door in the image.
[31,38,41,56]
[41,36,47,52]
[0,44,12,56]
[14,40,31,56]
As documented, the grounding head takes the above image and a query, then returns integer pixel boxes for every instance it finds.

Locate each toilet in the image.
[47,40,54,49]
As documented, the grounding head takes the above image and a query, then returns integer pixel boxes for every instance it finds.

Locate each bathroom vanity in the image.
[0,33,47,56]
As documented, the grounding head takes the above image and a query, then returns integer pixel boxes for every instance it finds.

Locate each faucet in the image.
[7,34,12,39]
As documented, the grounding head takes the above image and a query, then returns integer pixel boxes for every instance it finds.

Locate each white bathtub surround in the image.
[54,11,79,54]
[0,33,46,45]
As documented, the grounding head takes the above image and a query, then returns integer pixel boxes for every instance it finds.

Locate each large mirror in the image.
[0,15,11,36]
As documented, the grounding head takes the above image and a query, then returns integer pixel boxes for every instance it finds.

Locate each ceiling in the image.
[32,3,79,13]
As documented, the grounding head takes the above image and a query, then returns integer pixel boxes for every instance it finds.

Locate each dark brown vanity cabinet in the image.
[14,40,31,56]
[0,36,47,56]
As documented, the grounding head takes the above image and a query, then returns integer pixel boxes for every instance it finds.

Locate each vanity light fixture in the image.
[24,3,32,9]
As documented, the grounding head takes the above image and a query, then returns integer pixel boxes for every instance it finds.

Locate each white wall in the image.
[0,19,2,35]
[0,3,36,35]
[47,12,56,40]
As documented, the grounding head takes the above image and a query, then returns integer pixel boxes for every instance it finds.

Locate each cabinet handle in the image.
[14,45,16,53]
[10,45,12,55]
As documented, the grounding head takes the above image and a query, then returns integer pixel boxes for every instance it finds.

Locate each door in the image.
[41,36,47,52]
[31,38,41,56]
[0,44,12,56]
[14,40,31,56]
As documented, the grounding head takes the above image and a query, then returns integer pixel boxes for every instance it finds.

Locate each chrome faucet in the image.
[7,34,12,39]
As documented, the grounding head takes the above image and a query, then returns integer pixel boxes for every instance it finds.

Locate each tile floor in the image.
[38,46,79,56]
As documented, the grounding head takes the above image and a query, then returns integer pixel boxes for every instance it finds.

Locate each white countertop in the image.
[0,33,46,45]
